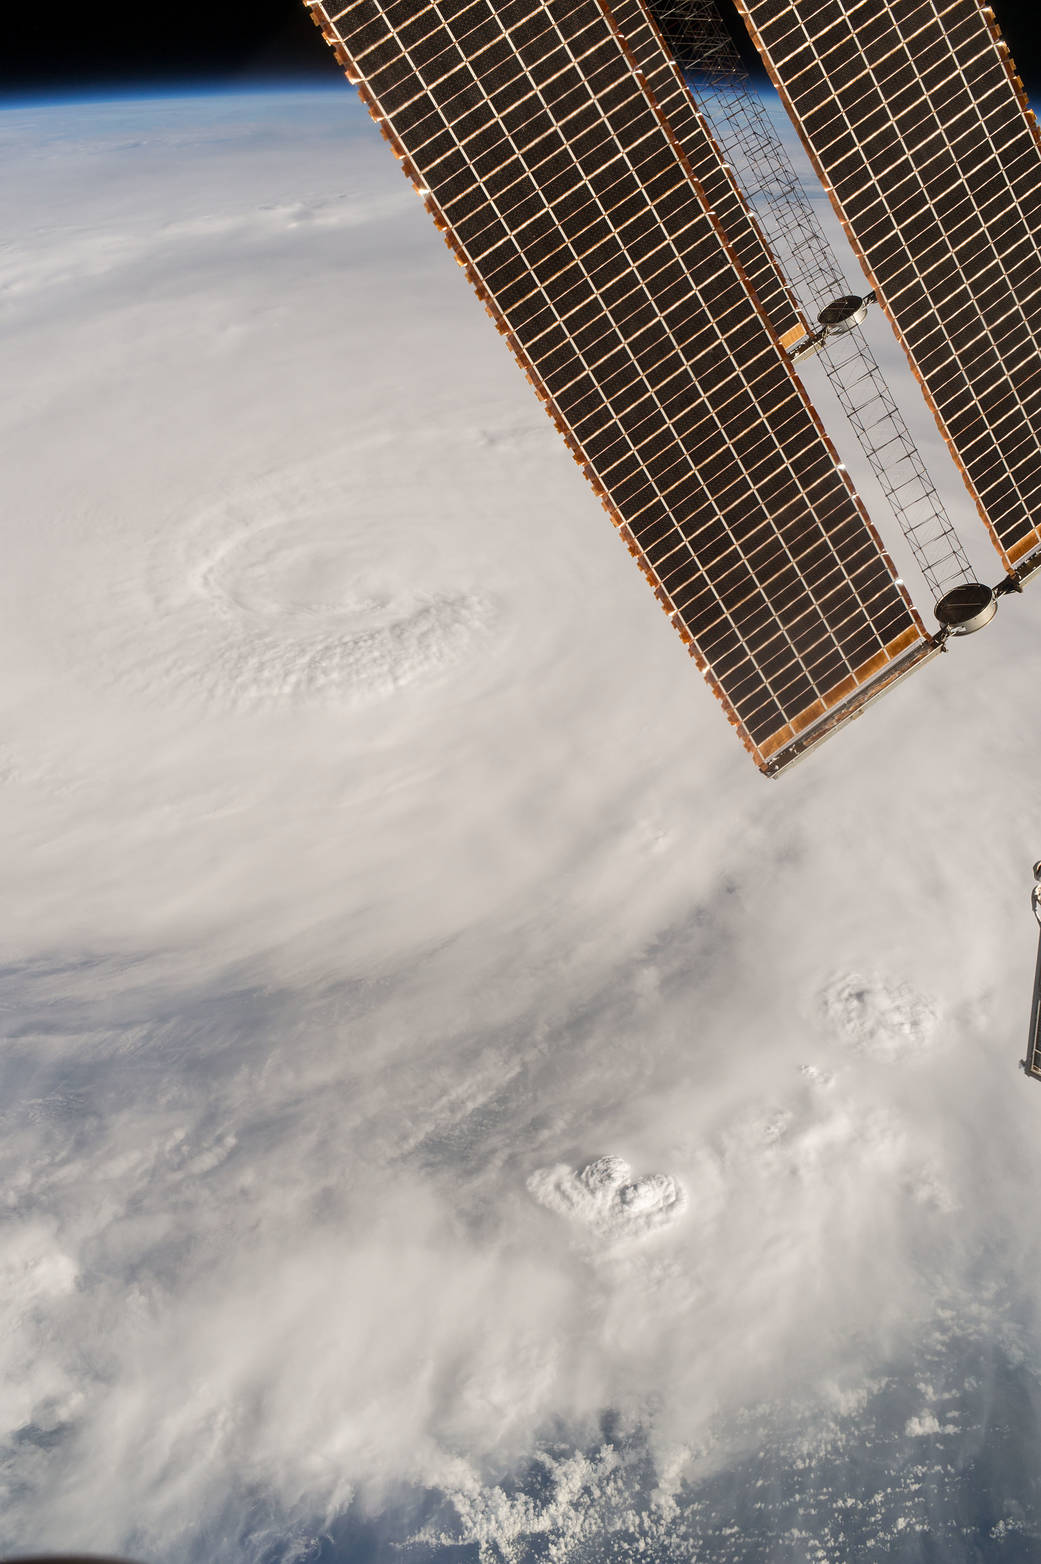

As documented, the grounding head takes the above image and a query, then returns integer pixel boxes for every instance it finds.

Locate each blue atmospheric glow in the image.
[0,80,349,113]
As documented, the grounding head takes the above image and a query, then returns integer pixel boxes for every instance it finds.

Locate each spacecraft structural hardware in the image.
[645,0,977,606]
[733,0,1041,574]
[1021,862,1041,1082]
[303,0,1041,772]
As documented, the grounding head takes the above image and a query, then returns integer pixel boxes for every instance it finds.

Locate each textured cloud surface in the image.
[528,1156,687,1242]
[3,89,1041,1563]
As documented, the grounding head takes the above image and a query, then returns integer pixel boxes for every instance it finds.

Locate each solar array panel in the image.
[734,0,1041,573]
[308,0,931,768]
[605,0,807,344]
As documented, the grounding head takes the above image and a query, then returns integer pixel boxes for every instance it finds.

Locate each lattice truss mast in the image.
[304,0,1041,773]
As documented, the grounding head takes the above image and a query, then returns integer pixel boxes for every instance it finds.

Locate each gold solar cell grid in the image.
[315,0,926,760]
[606,0,805,337]
[737,0,1041,568]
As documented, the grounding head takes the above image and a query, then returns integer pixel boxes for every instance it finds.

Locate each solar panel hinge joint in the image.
[1004,550,1041,591]
[936,564,1040,641]
[789,330,826,364]
[816,291,875,331]
[933,580,998,635]
[788,291,875,362]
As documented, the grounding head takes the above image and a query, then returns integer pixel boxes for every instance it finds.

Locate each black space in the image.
[1,0,1038,100]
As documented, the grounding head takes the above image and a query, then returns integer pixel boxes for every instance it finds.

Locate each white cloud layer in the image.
[2,88,1041,1562]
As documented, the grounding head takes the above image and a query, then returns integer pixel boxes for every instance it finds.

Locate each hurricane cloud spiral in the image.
[3,89,1041,1564]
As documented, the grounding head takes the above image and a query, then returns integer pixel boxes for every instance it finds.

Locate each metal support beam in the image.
[1022,863,1041,1081]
